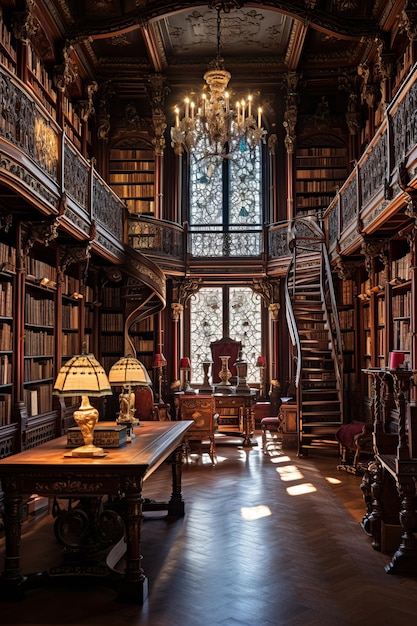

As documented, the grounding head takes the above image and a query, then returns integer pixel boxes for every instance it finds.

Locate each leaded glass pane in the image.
[230,146,262,227]
[190,287,223,384]
[229,287,262,382]
[189,286,262,384]
[189,154,223,226]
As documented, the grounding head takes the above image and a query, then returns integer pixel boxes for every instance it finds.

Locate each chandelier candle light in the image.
[170,2,266,158]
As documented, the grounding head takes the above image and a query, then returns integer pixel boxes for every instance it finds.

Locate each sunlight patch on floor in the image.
[286,483,317,496]
[240,505,272,520]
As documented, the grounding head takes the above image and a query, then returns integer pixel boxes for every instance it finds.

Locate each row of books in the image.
[296,195,334,207]
[62,303,79,329]
[339,309,354,328]
[101,287,123,308]
[24,358,54,382]
[0,322,12,349]
[296,168,347,179]
[391,292,411,318]
[391,255,411,281]
[62,333,79,357]
[25,294,55,326]
[393,319,411,352]
[23,385,53,417]
[26,258,55,282]
[101,312,124,332]
[101,335,124,353]
[0,354,11,385]
[109,149,154,161]
[109,172,154,183]
[297,147,346,157]
[0,393,12,426]
[296,180,341,193]
[132,338,154,352]
[340,280,354,305]
[24,330,54,356]
[0,281,12,317]
[296,156,347,167]
[0,241,16,267]
[110,183,154,197]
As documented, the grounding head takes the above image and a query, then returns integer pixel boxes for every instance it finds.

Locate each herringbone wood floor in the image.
[1,433,417,626]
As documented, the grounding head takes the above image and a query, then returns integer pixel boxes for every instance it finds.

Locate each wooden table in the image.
[0,420,193,603]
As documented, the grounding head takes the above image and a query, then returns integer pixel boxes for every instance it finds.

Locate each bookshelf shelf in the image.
[295,140,348,216]
[109,148,155,217]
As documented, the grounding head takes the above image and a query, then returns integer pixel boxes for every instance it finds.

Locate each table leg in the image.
[0,492,26,599]
[242,405,255,447]
[118,489,148,604]
[385,476,417,575]
[167,446,185,517]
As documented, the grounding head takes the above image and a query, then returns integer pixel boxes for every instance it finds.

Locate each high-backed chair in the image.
[134,386,171,421]
[210,337,242,384]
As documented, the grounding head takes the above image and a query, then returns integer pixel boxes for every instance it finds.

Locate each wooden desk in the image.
[0,420,193,603]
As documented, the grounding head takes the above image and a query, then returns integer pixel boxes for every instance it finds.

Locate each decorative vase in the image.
[219,355,232,386]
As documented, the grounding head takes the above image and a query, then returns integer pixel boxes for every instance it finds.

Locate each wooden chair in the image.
[178,394,218,465]
[134,386,171,421]
[210,337,241,384]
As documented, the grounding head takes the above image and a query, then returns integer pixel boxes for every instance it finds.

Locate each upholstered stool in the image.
[261,416,282,452]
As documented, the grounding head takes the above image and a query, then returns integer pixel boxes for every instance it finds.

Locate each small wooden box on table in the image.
[0,421,193,603]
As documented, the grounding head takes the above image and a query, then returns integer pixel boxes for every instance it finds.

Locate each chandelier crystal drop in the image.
[170,4,266,159]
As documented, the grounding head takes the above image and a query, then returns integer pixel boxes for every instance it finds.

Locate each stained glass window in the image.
[190,286,261,384]
[189,138,263,256]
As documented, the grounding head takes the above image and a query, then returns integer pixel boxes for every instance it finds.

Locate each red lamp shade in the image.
[179,357,191,370]
[152,353,167,368]
[256,356,266,367]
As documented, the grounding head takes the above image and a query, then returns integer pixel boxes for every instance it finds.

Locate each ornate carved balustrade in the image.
[0,65,125,263]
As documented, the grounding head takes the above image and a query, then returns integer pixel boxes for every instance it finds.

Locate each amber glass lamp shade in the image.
[53,348,112,458]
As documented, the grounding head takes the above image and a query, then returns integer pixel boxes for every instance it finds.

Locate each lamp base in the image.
[117,417,139,442]
[68,444,106,458]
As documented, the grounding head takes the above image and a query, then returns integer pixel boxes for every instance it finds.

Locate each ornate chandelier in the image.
[170,2,266,158]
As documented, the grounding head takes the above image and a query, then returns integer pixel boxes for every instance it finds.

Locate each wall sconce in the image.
[71,292,84,300]
[38,277,56,289]
[53,345,112,457]
[152,352,167,404]
[179,357,194,393]
[358,293,370,301]
[108,355,152,441]
[370,285,383,293]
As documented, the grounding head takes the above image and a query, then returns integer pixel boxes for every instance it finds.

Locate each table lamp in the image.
[108,355,152,440]
[152,352,167,403]
[53,347,112,457]
[256,355,267,399]
[179,357,193,393]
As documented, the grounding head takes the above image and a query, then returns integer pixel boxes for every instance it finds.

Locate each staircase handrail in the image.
[285,254,302,389]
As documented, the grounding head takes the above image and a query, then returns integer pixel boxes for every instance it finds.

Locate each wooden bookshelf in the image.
[295,139,348,216]
[109,149,155,216]
[130,317,155,374]
[0,7,16,73]
[388,242,411,369]
[24,277,55,417]
[0,241,15,426]
[337,278,356,373]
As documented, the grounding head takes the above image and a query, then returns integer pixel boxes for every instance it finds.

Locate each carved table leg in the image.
[167,446,186,517]
[118,488,148,604]
[385,476,417,574]
[242,405,254,447]
[368,460,383,550]
[0,492,26,599]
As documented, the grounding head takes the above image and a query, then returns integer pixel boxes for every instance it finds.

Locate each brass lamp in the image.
[108,355,151,441]
[152,352,167,403]
[53,347,112,458]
